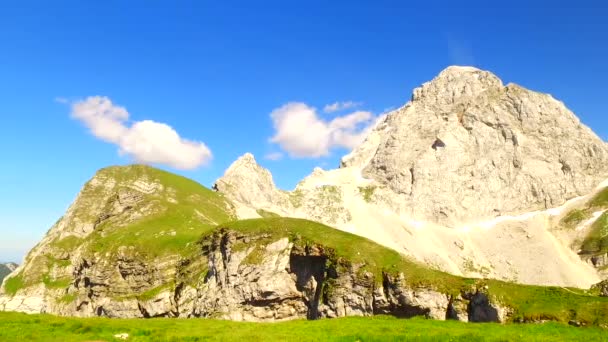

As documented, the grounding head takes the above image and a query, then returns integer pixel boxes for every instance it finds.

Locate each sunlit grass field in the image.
[0,312,606,341]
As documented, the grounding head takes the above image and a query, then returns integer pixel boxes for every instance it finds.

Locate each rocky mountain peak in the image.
[231,152,257,166]
[341,66,608,224]
[213,153,284,207]
[412,65,503,106]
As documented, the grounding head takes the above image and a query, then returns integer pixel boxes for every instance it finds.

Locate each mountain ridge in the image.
[1,164,607,325]
[214,66,608,287]
[2,66,608,325]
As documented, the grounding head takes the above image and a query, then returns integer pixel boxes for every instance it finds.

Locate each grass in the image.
[42,274,72,289]
[288,189,304,208]
[580,212,608,255]
[213,218,608,325]
[484,280,608,324]
[588,187,608,208]
[461,258,492,277]
[58,293,77,304]
[241,245,266,265]
[6,165,237,297]
[358,185,376,202]
[115,283,174,302]
[559,187,608,256]
[256,208,280,218]
[86,165,236,259]
[51,235,82,251]
[3,274,24,296]
[0,312,605,341]
[561,209,590,228]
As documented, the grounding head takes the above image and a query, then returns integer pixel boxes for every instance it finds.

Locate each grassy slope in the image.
[218,218,608,325]
[0,312,605,342]
[581,212,608,255]
[570,187,608,255]
[5,165,236,295]
[85,165,236,258]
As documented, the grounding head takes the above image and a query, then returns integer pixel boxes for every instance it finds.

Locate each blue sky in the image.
[1,1,607,262]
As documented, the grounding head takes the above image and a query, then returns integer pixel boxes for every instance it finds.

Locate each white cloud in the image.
[269,102,375,158]
[323,101,361,113]
[71,96,212,169]
[264,152,284,161]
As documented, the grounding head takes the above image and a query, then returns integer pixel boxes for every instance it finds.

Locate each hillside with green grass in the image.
[2,165,236,299]
[560,187,608,259]
[81,165,236,259]
[1,311,606,342]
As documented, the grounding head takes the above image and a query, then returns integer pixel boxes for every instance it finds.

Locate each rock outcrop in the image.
[212,153,291,218]
[188,229,509,322]
[592,280,608,297]
[2,226,508,322]
[215,154,353,227]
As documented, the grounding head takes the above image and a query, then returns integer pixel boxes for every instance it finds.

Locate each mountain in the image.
[0,263,17,284]
[1,66,608,325]
[0,165,235,315]
[0,167,606,324]
[346,66,608,223]
[215,66,608,288]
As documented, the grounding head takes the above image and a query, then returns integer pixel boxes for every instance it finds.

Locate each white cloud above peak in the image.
[269,102,375,158]
[264,152,284,161]
[323,101,361,113]
[71,96,212,170]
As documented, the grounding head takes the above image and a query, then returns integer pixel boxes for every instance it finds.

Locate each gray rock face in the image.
[191,230,447,321]
[592,280,608,297]
[343,66,608,224]
[189,230,508,322]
